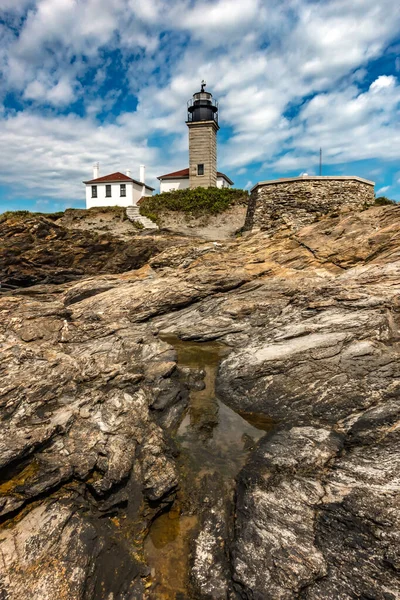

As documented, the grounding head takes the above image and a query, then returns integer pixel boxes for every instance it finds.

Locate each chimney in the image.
[126,169,131,177]
[93,162,99,179]
[139,165,145,184]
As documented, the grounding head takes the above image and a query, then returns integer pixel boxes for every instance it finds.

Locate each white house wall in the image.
[216,177,231,189]
[141,185,153,199]
[159,178,190,193]
[159,176,231,194]
[86,182,152,209]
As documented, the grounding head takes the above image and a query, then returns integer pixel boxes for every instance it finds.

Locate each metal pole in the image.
[319,148,322,176]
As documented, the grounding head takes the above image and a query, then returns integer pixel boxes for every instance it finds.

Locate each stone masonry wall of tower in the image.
[188,121,218,188]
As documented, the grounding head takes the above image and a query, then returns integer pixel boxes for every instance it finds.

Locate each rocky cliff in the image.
[0,208,191,287]
[0,204,399,599]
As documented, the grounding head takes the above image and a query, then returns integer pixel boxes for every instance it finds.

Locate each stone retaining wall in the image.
[244,177,375,232]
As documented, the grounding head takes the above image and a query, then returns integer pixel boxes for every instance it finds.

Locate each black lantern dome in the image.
[187,81,218,124]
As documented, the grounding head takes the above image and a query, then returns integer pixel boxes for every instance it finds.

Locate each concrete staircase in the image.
[126,206,158,230]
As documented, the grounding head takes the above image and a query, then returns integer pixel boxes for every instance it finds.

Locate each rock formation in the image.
[0,209,190,287]
[0,204,399,599]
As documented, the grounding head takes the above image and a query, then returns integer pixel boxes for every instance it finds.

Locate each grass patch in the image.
[63,206,128,220]
[139,187,248,223]
[131,219,144,229]
[0,210,31,223]
[0,209,65,224]
[374,196,397,206]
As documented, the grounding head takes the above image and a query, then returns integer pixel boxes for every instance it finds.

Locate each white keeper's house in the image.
[84,164,154,209]
[158,168,233,193]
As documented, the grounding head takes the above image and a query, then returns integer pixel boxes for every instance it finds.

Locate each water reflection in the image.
[145,334,275,599]
[145,512,197,599]
[180,362,219,441]
[148,509,180,550]
[160,335,274,480]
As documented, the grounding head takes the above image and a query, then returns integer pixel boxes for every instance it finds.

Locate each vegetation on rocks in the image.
[374,195,397,206]
[63,206,129,220]
[0,209,64,223]
[0,206,130,226]
[139,186,248,223]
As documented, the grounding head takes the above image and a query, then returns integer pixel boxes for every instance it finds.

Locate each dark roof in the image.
[218,172,234,185]
[158,168,234,185]
[158,168,190,179]
[83,171,154,191]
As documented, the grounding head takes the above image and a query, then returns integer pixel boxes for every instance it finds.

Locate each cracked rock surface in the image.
[1,204,400,599]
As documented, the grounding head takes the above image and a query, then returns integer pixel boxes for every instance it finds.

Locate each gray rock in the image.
[232,427,343,599]
[0,496,146,600]
[191,473,233,599]
[306,402,400,600]
[216,295,400,425]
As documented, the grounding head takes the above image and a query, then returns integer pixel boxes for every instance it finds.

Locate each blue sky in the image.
[0,0,400,213]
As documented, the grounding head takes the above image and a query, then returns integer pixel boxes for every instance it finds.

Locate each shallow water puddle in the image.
[144,334,275,599]
[144,510,197,599]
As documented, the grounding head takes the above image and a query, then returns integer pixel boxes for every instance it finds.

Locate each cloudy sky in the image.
[0,0,400,212]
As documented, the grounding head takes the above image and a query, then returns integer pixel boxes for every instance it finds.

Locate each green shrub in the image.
[0,209,30,218]
[139,187,248,222]
[45,212,64,220]
[141,211,158,223]
[0,209,64,223]
[132,220,144,229]
[374,196,397,206]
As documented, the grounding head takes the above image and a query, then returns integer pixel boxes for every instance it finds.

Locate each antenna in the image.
[319,148,322,176]
[201,80,206,92]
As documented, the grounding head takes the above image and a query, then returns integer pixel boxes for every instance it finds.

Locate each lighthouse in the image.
[157,83,233,192]
[186,81,219,188]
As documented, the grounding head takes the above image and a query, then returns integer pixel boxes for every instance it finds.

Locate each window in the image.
[91,185,97,198]
[105,184,112,197]
[197,163,204,175]
[120,184,126,197]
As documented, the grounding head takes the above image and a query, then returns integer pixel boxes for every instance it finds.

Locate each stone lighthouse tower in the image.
[186,81,219,188]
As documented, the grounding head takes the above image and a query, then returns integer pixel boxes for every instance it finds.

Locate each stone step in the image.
[126,206,158,230]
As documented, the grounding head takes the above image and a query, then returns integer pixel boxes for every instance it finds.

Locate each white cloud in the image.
[180,0,262,44]
[0,110,160,199]
[24,76,76,106]
[290,76,400,163]
[23,80,47,102]
[0,0,33,12]
[0,0,169,103]
[46,78,76,106]
[370,75,396,91]
[376,186,390,195]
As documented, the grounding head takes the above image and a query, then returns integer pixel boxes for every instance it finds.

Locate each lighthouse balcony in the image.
[187,98,219,124]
